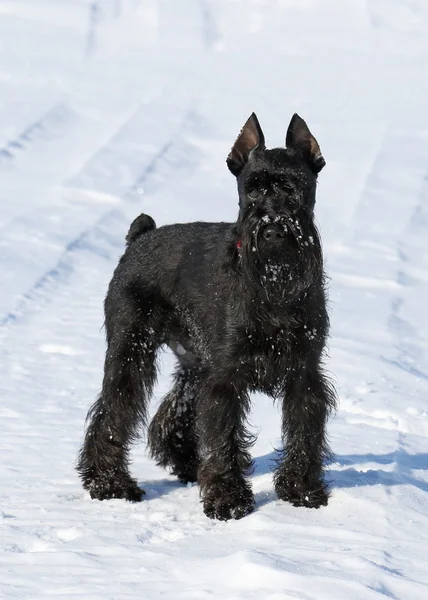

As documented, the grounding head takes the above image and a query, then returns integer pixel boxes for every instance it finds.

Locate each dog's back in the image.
[119,219,236,310]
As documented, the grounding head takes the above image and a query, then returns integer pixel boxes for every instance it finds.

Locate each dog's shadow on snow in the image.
[253,449,428,503]
[330,450,428,494]
[138,450,428,508]
[138,477,192,501]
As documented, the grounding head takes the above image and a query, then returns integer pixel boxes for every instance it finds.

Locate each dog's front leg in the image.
[274,362,336,508]
[196,377,255,520]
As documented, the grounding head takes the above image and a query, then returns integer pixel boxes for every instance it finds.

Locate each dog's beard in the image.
[237,211,323,301]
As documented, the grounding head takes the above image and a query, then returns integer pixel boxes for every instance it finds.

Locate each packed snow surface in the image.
[1,1,428,598]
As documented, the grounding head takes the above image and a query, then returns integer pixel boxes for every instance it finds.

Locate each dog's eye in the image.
[273,182,294,194]
[247,190,259,202]
[247,189,266,201]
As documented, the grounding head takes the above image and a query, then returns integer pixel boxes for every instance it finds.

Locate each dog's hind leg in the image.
[77,287,161,501]
[148,366,199,484]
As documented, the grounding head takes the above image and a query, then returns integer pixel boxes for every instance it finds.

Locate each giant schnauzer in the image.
[77,113,336,520]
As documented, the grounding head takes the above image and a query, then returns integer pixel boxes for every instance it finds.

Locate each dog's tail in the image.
[126,213,156,245]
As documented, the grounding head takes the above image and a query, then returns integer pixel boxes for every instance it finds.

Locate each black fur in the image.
[125,213,156,245]
[77,113,337,520]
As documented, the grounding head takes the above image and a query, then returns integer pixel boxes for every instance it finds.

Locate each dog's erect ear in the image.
[227,113,265,177]
[286,114,325,173]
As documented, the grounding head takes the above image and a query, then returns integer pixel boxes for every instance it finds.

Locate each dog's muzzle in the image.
[262,223,286,243]
[258,215,288,245]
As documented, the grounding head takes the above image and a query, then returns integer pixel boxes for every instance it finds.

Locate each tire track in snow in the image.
[381,132,428,384]
[67,102,199,199]
[383,169,428,383]
[0,208,122,329]
[125,109,206,200]
[334,128,428,486]
[85,0,128,58]
[0,103,75,167]
[199,0,221,49]
[332,130,428,547]
[158,0,221,50]
[334,128,428,384]
[0,106,205,330]
[85,1,101,58]
[347,130,416,244]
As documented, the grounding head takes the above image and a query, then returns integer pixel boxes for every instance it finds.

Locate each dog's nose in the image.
[262,224,286,243]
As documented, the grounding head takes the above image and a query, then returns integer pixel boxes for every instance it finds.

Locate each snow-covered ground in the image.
[1,0,428,598]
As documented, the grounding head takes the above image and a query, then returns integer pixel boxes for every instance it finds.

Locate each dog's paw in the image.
[275,478,329,508]
[87,474,145,502]
[202,482,255,521]
[172,462,198,485]
[175,471,198,485]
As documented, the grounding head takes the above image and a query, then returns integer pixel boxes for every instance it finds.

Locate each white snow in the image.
[1,0,428,598]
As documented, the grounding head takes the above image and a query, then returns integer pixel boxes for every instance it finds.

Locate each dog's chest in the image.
[237,325,291,393]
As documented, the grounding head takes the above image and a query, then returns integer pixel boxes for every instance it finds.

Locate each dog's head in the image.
[227,113,325,292]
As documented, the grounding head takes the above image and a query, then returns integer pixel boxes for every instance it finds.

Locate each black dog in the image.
[77,113,336,520]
